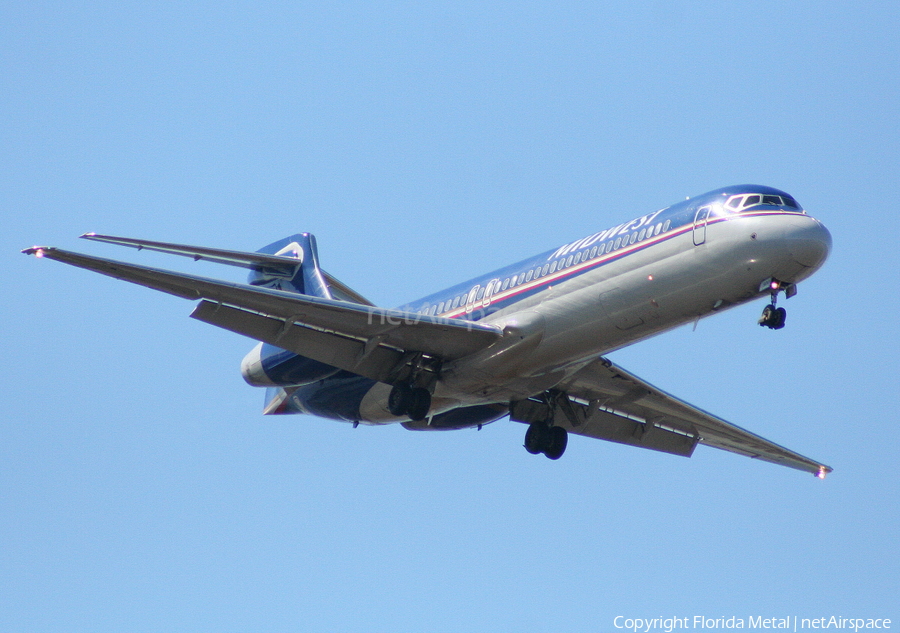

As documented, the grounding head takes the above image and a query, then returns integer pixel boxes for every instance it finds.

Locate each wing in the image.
[548,356,831,477]
[22,246,502,384]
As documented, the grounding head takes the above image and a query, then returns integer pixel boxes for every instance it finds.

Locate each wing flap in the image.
[556,357,831,476]
[23,247,503,372]
[190,300,406,383]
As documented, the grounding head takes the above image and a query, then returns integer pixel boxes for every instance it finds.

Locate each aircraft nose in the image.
[786,216,832,269]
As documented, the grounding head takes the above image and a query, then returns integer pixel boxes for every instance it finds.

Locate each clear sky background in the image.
[3,2,899,632]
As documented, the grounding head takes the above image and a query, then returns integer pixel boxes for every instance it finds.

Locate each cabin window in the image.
[590,245,598,258]
[541,263,550,275]
[638,228,646,241]
[452,296,460,309]
[663,220,671,232]
[614,237,622,249]
[525,269,534,282]
[565,254,574,267]
[550,261,558,273]
[630,233,638,245]
[476,286,485,300]
[654,223,662,236]
[501,278,510,291]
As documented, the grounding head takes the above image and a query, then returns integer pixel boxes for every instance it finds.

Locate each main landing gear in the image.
[758,279,793,330]
[388,383,432,421]
[510,391,573,460]
[524,421,568,460]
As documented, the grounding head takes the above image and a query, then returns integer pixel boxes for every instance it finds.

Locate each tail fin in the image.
[249,233,332,298]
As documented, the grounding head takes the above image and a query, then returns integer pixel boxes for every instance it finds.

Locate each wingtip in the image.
[22,246,51,257]
[79,232,98,239]
[815,465,833,479]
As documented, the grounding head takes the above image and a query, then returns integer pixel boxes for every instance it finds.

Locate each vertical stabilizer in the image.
[248,233,332,298]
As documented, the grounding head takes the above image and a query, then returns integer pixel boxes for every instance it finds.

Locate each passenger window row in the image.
[419,218,673,315]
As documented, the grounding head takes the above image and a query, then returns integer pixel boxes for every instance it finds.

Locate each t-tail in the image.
[242,233,362,413]
[248,233,332,299]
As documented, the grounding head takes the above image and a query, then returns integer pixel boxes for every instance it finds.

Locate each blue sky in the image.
[2,2,898,631]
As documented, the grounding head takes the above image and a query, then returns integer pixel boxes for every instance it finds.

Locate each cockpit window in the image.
[725,196,745,210]
[782,196,800,209]
[723,192,804,212]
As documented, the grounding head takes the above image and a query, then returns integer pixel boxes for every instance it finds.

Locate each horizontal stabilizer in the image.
[81,233,301,273]
[80,233,375,306]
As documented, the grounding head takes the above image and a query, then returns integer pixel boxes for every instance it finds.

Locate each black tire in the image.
[388,384,412,416]
[774,307,787,330]
[407,388,432,422]
[544,426,568,460]
[524,422,549,454]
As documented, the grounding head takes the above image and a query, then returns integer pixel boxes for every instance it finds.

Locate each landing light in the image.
[35,248,45,258]
[816,467,827,480]
[647,275,654,281]
[770,281,780,290]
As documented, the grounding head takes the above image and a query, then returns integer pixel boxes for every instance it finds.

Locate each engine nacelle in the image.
[241,342,341,387]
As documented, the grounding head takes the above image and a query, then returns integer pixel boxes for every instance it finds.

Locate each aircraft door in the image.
[693,206,711,246]
[482,278,500,308]
[464,285,480,314]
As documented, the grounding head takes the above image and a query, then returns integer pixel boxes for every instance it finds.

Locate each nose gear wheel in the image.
[758,279,788,330]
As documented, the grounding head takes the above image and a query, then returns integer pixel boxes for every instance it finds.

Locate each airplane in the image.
[23,184,833,477]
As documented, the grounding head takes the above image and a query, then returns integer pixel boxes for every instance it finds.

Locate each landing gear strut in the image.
[758,280,787,330]
[388,383,431,421]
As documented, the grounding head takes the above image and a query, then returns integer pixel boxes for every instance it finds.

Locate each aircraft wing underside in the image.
[23,247,502,384]
[548,357,831,476]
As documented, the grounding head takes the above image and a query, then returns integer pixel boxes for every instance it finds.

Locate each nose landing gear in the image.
[759,304,786,330]
[758,279,792,330]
